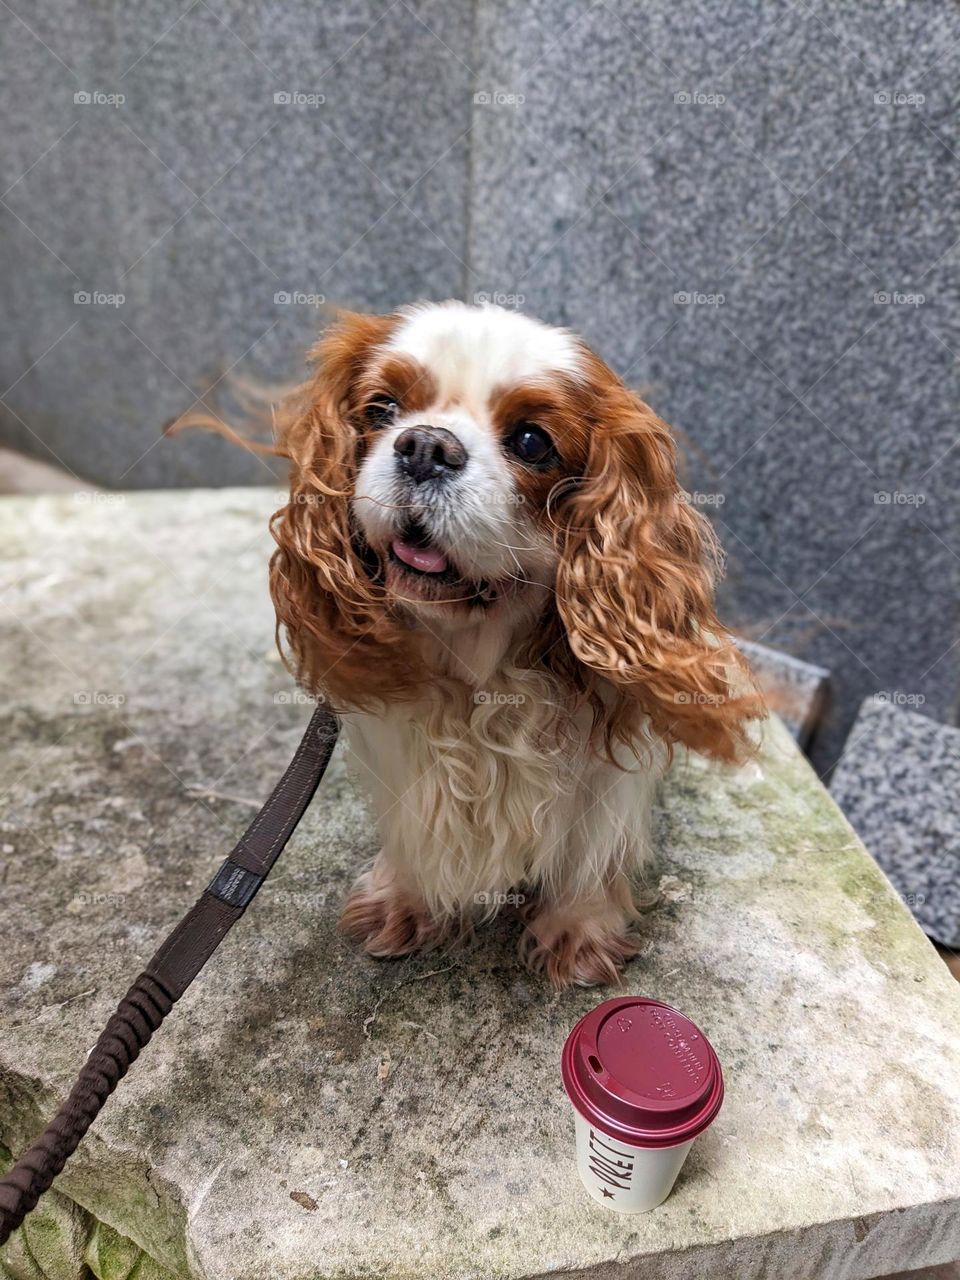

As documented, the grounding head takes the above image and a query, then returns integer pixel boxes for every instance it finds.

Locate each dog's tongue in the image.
[391,538,449,574]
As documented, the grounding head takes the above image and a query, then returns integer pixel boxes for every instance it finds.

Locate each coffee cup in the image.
[561,996,723,1213]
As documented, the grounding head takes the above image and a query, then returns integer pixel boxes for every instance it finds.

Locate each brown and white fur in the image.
[242,301,762,987]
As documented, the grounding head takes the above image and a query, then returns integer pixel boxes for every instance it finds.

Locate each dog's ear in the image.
[269,311,420,707]
[554,360,763,761]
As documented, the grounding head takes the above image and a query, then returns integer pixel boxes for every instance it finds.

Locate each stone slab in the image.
[738,638,829,749]
[2,490,960,1280]
[831,697,960,949]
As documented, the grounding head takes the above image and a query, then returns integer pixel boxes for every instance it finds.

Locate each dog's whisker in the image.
[352,495,419,513]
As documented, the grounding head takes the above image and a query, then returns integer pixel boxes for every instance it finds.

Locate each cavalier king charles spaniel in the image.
[255,301,762,987]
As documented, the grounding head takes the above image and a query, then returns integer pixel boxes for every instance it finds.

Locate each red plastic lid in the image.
[561,997,724,1148]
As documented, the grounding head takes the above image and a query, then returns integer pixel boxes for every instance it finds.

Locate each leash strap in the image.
[0,706,339,1245]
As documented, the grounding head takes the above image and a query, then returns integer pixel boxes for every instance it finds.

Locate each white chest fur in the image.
[343,675,662,917]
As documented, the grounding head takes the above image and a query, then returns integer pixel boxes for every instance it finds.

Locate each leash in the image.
[0,704,339,1245]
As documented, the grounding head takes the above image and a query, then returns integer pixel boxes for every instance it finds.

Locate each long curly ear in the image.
[269,311,421,708]
[555,366,763,762]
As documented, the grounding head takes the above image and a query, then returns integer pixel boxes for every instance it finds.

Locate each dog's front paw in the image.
[339,863,447,958]
[519,901,641,989]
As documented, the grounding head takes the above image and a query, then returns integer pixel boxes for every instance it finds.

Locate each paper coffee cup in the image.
[561,996,723,1213]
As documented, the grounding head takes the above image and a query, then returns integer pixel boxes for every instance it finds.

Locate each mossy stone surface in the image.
[2,490,960,1280]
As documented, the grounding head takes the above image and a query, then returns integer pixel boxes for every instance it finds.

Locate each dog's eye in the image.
[507,423,557,466]
[364,398,399,429]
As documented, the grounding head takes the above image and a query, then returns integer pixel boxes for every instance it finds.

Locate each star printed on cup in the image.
[601,1187,615,1199]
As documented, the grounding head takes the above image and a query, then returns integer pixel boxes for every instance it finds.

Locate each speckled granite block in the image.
[2,489,960,1280]
[0,0,471,489]
[738,639,829,748]
[831,698,960,948]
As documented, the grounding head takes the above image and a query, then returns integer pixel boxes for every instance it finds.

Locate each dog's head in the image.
[271,301,761,759]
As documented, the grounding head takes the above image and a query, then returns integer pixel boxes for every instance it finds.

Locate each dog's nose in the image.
[393,426,468,484]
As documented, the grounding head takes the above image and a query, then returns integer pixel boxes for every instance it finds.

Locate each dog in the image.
[258,301,762,987]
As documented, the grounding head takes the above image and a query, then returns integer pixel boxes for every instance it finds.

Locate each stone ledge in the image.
[737,639,830,749]
[1,490,960,1280]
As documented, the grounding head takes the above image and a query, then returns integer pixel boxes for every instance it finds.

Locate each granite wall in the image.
[2,0,958,768]
[0,0,472,486]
